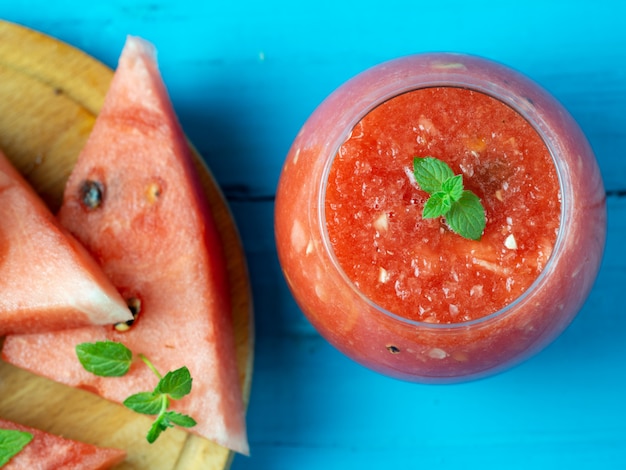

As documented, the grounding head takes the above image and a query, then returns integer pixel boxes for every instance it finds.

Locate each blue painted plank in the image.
[2,1,625,196]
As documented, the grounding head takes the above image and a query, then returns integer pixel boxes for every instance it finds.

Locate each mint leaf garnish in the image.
[0,429,33,466]
[413,157,486,240]
[164,411,197,428]
[145,411,198,444]
[123,391,164,415]
[75,341,132,377]
[413,157,454,193]
[422,192,451,219]
[441,174,464,201]
[76,341,196,443]
[446,190,486,241]
[144,412,196,444]
[156,367,193,400]
[147,416,170,444]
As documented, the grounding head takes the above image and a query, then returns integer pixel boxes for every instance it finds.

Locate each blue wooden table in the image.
[3,1,625,468]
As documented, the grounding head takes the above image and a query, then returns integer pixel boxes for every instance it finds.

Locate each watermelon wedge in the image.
[0,150,132,336]
[0,418,125,469]
[2,37,249,454]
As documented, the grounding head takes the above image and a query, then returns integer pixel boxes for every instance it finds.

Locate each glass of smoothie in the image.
[274,53,606,383]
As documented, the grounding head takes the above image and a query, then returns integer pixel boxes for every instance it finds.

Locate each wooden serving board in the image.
[0,20,253,470]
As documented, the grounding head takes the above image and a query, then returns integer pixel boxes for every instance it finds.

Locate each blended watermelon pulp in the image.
[325,87,561,324]
[274,53,606,382]
[2,37,249,454]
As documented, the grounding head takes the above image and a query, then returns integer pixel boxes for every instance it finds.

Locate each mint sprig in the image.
[0,429,33,466]
[76,341,196,443]
[125,358,196,444]
[413,157,486,240]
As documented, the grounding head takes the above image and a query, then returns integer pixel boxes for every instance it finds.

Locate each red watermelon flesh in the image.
[0,418,126,469]
[0,150,132,335]
[2,37,249,454]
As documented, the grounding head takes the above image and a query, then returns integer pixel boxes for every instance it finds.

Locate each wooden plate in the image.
[0,20,253,470]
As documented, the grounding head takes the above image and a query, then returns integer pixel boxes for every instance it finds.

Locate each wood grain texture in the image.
[0,20,253,470]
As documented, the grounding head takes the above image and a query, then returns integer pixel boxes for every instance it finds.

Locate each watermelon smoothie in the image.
[274,53,606,383]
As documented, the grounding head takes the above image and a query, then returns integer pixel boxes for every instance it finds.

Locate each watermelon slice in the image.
[0,418,125,469]
[2,37,249,454]
[0,150,132,336]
